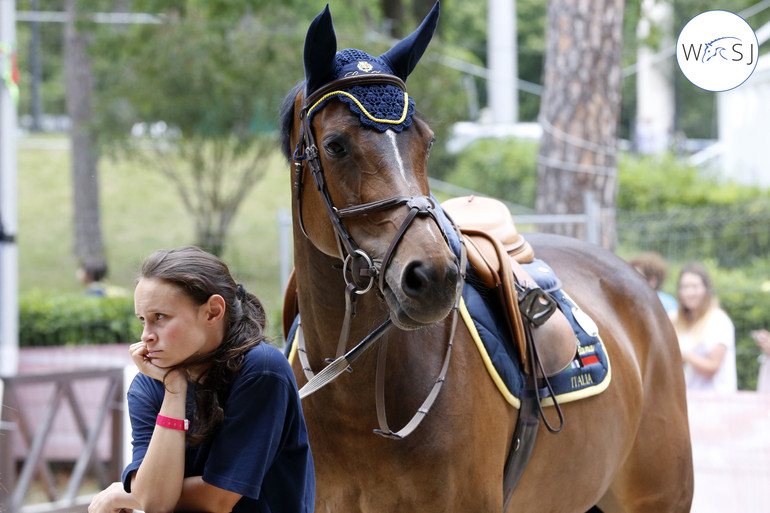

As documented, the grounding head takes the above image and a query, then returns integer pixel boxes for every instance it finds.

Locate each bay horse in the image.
[278,3,693,512]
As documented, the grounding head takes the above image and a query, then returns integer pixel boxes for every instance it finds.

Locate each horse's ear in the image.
[304,4,338,97]
[380,1,439,82]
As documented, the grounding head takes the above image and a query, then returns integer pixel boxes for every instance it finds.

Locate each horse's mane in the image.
[279,81,305,161]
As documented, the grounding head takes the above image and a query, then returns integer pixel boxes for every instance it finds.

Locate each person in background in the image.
[630,251,678,314]
[77,257,109,296]
[77,257,128,297]
[750,329,770,392]
[88,246,315,513]
[670,262,737,392]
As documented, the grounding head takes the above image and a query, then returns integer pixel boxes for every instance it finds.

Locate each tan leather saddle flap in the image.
[462,229,528,367]
[442,195,535,264]
[462,229,576,377]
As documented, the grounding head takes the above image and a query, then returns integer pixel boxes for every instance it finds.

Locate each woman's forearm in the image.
[131,375,189,512]
[683,344,727,378]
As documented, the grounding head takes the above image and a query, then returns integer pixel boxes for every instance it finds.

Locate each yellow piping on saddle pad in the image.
[307,90,410,125]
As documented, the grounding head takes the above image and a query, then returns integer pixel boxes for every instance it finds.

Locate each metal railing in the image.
[0,368,124,513]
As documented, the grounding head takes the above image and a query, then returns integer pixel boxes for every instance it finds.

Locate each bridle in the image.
[293,74,443,294]
[290,74,467,438]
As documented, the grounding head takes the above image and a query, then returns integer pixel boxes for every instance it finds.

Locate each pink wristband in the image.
[156,414,189,431]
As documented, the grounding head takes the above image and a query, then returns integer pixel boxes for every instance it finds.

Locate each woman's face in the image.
[678,271,708,311]
[134,277,220,369]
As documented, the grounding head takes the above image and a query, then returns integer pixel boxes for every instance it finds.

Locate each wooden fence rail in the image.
[0,368,124,513]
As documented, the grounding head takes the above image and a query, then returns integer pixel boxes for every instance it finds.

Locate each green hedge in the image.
[443,137,538,209]
[19,291,139,347]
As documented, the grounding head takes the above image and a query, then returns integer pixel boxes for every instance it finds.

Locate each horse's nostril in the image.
[402,261,433,297]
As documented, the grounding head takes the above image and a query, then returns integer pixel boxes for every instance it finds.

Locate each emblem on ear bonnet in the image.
[303,1,439,132]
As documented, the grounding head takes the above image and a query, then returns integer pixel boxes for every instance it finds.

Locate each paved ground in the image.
[687,390,770,513]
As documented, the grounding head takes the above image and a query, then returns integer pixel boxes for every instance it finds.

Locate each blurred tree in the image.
[92,2,306,255]
[64,0,105,271]
[535,0,624,248]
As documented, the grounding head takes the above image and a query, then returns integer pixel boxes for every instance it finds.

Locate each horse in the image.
[278,3,693,512]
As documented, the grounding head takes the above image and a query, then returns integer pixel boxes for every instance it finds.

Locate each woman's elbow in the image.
[133,490,181,513]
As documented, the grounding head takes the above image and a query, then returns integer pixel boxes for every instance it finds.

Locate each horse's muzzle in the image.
[382,256,461,330]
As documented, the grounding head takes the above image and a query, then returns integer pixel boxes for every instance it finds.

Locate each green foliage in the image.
[616,152,764,211]
[92,10,302,144]
[617,152,770,267]
[14,4,67,117]
[19,291,139,347]
[443,137,538,208]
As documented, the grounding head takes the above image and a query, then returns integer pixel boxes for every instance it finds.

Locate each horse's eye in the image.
[323,136,348,158]
[427,138,436,157]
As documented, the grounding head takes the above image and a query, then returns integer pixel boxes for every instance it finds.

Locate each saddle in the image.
[442,196,577,377]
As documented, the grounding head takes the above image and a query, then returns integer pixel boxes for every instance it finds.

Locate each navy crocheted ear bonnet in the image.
[303,2,439,132]
[305,49,416,132]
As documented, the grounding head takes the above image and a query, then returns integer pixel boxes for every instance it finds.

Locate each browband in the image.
[302,74,408,113]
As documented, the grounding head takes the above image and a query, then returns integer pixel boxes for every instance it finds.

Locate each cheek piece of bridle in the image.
[291,74,467,439]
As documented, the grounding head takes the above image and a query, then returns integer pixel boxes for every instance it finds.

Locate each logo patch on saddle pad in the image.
[460,262,611,409]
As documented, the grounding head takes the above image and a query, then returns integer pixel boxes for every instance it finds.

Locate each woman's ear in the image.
[205,294,227,325]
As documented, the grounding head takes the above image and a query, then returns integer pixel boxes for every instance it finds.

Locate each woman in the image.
[89,246,315,513]
[670,262,737,392]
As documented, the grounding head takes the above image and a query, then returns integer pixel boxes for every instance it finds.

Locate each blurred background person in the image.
[76,257,127,297]
[670,262,737,392]
[630,251,678,314]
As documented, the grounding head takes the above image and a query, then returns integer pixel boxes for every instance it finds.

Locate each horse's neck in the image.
[292,233,388,361]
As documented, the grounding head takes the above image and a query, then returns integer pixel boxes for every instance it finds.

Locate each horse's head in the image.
[702,41,721,62]
[280,1,462,331]
[702,37,739,62]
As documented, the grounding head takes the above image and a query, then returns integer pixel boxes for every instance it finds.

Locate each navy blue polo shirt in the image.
[122,343,315,512]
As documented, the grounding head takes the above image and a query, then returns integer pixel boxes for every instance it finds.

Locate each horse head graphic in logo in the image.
[702,36,741,62]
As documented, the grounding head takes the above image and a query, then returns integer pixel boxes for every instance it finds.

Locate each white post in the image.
[0,0,19,376]
[487,0,517,124]
[635,0,674,154]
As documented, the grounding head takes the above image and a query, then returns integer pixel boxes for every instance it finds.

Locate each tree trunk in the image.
[382,0,405,38]
[64,0,105,266]
[535,0,624,249]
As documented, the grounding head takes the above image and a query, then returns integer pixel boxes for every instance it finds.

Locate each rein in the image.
[292,74,467,439]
